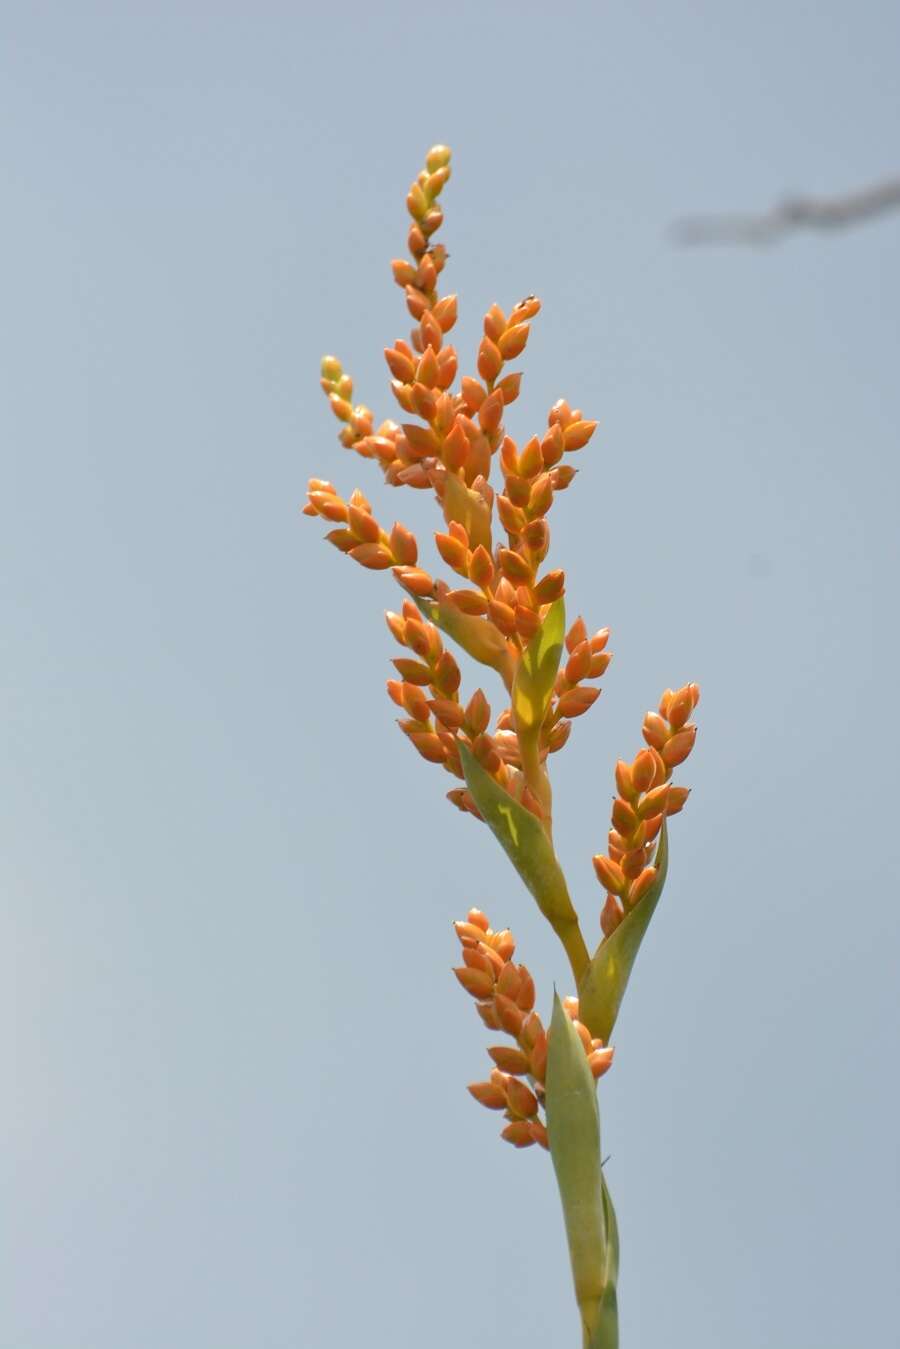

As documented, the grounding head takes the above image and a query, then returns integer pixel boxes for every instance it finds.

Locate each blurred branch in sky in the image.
[670,173,900,246]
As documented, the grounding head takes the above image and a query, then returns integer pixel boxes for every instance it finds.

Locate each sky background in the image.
[3,3,899,1347]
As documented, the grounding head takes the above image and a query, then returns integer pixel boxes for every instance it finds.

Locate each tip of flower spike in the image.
[425,145,452,172]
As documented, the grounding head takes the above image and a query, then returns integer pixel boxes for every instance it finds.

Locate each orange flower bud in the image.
[572,1019,593,1054]
[565,618,587,653]
[611,796,640,835]
[663,725,697,767]
[556,686,600,718]
[666,685,695,730]
[511,434,538,478]
[442,420,469,471]
[631,748,657,793]
[498,322,530,359]
[532,570,566,604]
[639,783,671,819]
[468,1080,507,1110]
[454,920,488,946]
[475,1000,501,1029]
[495,961,522,1002]
[477,336,503,383]
[498,548,533,584]
[478,390,504,434]
[483,303,506,340]
[629,867,657,905]
[593,854,626,894]
[433,651,461,695]
[529,1034,548,1083]
[488,1046,531,1074]
[446,588,489,615]
[550,464,577,490]
[464,689,491,737]
[562,996,579,1020]
[392,658,432,686]
[529,1120,549,1149]
[467,908,490,931]
[496,371,522,404]
[489,929,516,962]
[588,1047,615,1078]
[614,759,635,799]
[563,419,597,451]
[600,893,624,937]
[666,786,691,815]
[505,1077,539,1118]
[324,528,355,553]
[393,566,436,598]
[460,376,485,411]
[515,967,536,1011]
[405,730,446,763]
[621,848,647,880]
[642,712,670,751]
[468,545,494,588]
[462,944,496,976]
[389,523,418,565]
[494,992,525,1036]
[429,698,465,729]
[546,719,571,752]
[350,542,393,570]
[528,474,554,517]
[501,1121,536,1148]
[454,966,494,999]
[433,294,458,331]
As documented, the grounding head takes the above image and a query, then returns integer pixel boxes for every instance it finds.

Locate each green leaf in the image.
[577,820,669,1044]
[458,742,579,929]
[512,597,566,732]
[546,993,616,1349]
[414,594,513,682]
[441,471,492,552]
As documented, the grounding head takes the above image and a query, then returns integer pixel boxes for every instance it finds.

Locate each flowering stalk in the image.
[303,146,699,1347]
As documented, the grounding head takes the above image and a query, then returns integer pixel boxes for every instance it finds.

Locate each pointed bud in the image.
[642,712,670,751]
[565,617,588,653]
[488,1046,531,1075]
[454,966,494,999]
[477,337,503,383]
[615,760,635,800]
[464,689,491,737]
[662,725,697,767]
[639,783,671,819]
[631,748,658,793]
[666,786,691,815]
[593,853,626,894]
[556,686,600,718]
[501,1121,536,1148]
[666,686,695,730]
[505,1078,539,1118]
[600,893,625,937]
[588,1047,615,1078]
[468,1080,507,1110]
[629,867,657,905]
[563,419,597,451]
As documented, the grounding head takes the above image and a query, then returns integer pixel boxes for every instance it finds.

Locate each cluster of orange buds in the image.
[593,684,700,936]
[384,601,545,820]
[301,481,418,573]
[305,144,648,837]
[453,909,614,1150]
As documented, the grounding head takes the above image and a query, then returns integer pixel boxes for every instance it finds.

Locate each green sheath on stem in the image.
[459,744,589,983]
[546,993,618,1349]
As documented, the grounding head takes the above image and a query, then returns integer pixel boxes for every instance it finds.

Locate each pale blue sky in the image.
[3,3,899,1346]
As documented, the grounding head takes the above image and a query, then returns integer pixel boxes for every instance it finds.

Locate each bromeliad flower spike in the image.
[303,145,699,1349]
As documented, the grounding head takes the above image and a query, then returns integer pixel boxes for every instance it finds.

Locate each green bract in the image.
[578,822,669,1043]
[512,597,565,732]
[546,993,618,1349]
[459,742,580,930]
